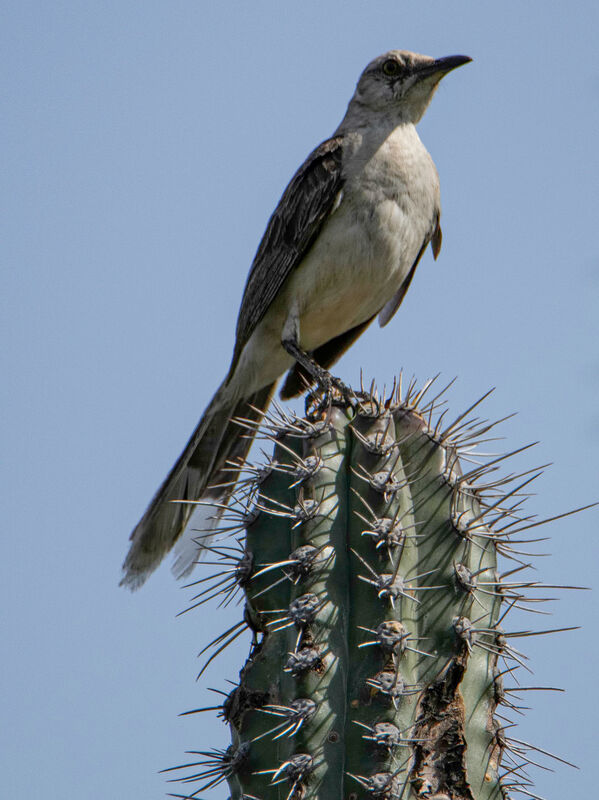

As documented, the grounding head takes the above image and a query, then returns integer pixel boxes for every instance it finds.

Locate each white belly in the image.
[286,193,426,347]
[230,126,440,397]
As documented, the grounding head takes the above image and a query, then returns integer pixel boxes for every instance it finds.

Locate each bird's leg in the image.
[281,335,332,391]
[281,309,355,411]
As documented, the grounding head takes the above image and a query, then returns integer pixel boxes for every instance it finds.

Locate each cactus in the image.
[167,379,583,800]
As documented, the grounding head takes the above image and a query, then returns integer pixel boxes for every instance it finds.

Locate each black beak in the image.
[413,54,472,80]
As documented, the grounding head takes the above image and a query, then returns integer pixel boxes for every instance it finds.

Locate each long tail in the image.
[120,380,276,589]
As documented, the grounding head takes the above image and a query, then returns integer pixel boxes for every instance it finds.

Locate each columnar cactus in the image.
[169,380,580,800]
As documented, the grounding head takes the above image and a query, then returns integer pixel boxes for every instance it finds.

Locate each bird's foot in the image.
[329,374,356,406]
[305,371,356,421]
[281,335,356,418]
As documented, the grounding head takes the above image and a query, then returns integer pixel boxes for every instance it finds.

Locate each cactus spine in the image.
[172,381,578,800]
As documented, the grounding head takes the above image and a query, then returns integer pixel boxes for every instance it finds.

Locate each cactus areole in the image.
[168,381,580,800]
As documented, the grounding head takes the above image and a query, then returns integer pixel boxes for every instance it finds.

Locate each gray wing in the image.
[378,214,442,328]
[229,136,345,373]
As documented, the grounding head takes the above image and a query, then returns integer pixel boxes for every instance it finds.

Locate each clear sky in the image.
[2,2,598,798]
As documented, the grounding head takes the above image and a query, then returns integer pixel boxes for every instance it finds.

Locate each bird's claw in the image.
[305,371,356,420]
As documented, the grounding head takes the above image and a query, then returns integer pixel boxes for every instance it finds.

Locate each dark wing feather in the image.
[229,136,344,372]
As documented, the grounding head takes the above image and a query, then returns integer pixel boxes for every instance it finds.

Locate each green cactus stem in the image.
[170,379,583,800]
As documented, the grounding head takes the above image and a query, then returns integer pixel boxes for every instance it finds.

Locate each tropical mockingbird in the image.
[121,49,471,588]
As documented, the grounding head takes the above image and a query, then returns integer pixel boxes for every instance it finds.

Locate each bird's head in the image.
[352,50,471,123]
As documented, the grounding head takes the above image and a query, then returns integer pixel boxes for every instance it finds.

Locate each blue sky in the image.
[3,2,598,798]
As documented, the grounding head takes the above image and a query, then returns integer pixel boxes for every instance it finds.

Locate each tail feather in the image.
[121,381,276,589]
[171,384,277,580]
[171,491,227,581]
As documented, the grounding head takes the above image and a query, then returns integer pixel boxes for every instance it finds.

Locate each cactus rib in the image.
[170,380,582,800]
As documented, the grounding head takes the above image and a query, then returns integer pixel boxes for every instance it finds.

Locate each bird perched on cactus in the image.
[121,49,472,589]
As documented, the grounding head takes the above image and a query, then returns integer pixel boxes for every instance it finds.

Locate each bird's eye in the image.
[382,59,401,77]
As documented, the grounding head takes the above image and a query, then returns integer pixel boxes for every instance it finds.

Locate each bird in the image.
[121,49,471,589]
